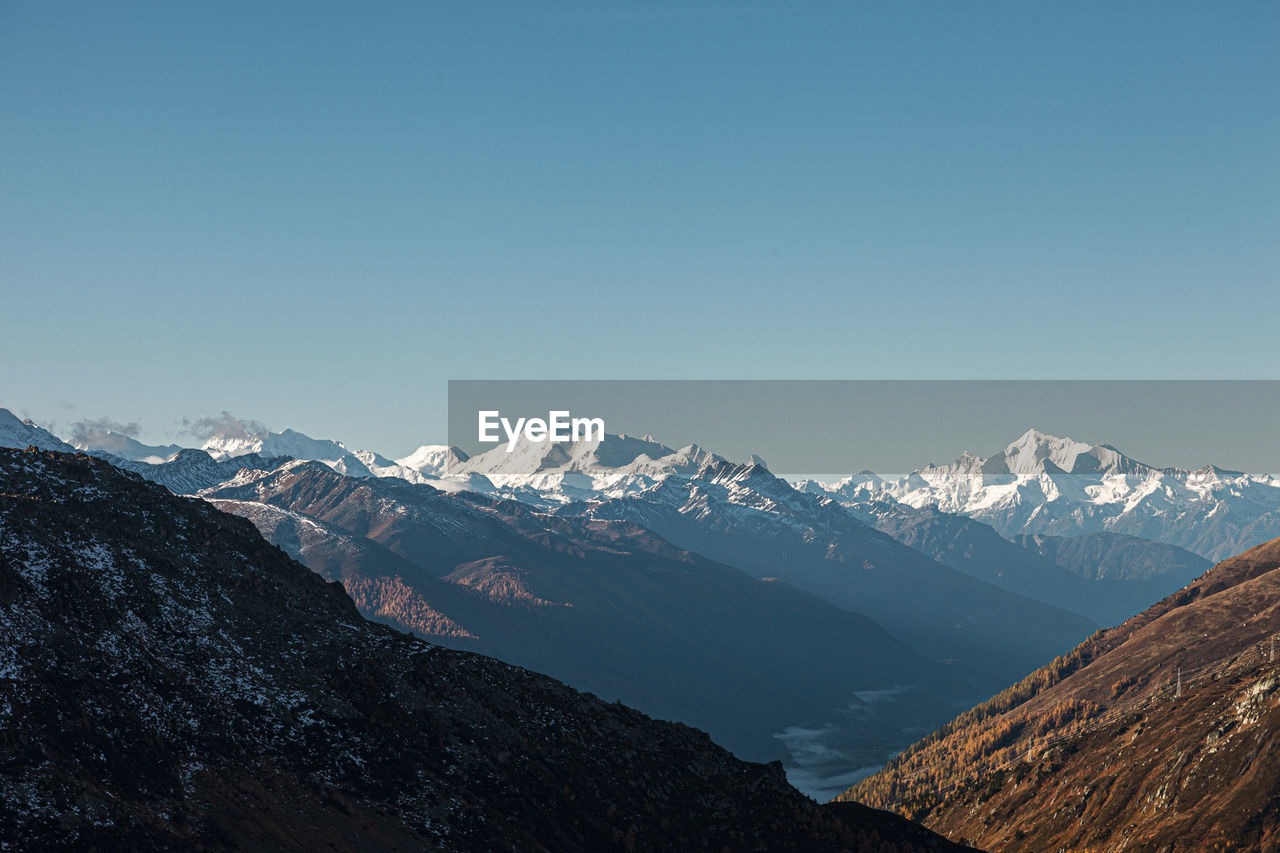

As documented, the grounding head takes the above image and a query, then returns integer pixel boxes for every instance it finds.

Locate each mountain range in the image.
[198,458,949,769]
[52,413,1280,567]
[0,446,973,851]
[112,429,1106,797]
[832,495,1210,627]
[812,428,1280,562]
[556,457,1095,682]
[70,425,184,463]
[6,407,1279,803]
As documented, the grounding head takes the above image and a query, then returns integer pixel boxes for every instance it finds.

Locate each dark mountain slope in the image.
[0,448,977,851]
[839,537,1280,852]
[201,462,948,768]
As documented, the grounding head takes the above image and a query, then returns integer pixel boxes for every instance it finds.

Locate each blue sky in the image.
[1,1,1277,455]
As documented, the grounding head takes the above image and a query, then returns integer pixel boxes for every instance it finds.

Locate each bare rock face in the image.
[842,535,1280,852]
[0,449,972,852]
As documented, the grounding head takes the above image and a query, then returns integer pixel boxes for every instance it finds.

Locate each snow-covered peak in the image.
[200,434,264,460]
[691,458,805,508]
[396,444,471,477]
[203,427,343,463]
[461,433,677,483]
[350,448,398,469]
[909,430,1152,482]
[998,429,1095,476]
[648,443,719,472]
[200,425,382,478]
[72,429,182,464]
[920,450,987,479]
[792,470,885,499]
[795,428,1280,561]
[0,409,76,453]
[433,434,735,506]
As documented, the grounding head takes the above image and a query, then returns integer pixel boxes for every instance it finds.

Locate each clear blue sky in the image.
[2,1,1277,456]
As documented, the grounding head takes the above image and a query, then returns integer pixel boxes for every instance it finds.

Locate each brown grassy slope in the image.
[839,537,1280,852]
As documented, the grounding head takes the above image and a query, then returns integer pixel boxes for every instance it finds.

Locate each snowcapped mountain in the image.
[804,428,1280,561]
[460,432,673,481]
[71,428,183,463]
[201,426,379,476]
[991,428,1150,478]
[454,433,723,504]
[0,408,75,453]
[193,425,508,493]
[395,444,470,476]
[108,448,292,495]
[63,419,729,504]
[387,444,497,492]
[3,406,722,504]
[15,397,1276,570]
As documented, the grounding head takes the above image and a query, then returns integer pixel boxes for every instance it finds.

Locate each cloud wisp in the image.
[182,411,267,442]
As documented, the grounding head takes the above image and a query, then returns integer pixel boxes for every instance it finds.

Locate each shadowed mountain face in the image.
[199,461,952,768]
[840,537,1280,852]
[849,498,1210,627]
[1009,530,1211,583]
[0,449,977,852]
[560,460,1097,687]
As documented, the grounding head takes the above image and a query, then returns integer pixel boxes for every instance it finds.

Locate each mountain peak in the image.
[1005,427,1085,453]
[994,428,1142,477]
[395,444,470,476]
[1008,426,1068,445]
[460,432,676,484]
[200,426,377,477]
[72,426,183,464]
[0,408,76,453]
